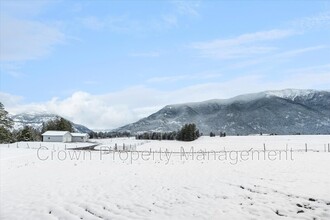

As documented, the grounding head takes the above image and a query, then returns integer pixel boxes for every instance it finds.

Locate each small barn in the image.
[71,133,89,142]
[42,131,72,142]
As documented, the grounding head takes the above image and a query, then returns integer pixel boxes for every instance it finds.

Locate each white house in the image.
[42,131,72,143]
[71,133,89,142]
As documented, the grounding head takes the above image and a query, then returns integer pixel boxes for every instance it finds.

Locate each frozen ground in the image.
[1,136,330,220]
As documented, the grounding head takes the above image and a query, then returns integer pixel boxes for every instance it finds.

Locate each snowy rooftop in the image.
[42,131,71,136]
[71,133,89,137]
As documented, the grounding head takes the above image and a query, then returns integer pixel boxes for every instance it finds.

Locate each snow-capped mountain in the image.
[114,89,330,135]
[10,112,93,133]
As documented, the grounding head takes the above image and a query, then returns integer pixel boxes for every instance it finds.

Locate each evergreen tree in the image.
[0,102,13,143]
[42,117,74,132]
[176,123,199,141]
[0,102,13,130]
[17,126,32,141]
[58,118,73,131]
[16,126,42,141]
[220,132,227,137]
[195,129,200,139]
[0,126,12,143]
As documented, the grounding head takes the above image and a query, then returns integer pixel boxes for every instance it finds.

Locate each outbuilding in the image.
[42,131,72,142]
[71,133,89,142]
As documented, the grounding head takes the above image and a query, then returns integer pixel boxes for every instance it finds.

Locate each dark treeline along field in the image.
[135,123,200,141]
[90,124,201,142]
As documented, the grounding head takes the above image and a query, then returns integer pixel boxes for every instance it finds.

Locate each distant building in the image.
[71,133,89,142]
[42,131,72,143]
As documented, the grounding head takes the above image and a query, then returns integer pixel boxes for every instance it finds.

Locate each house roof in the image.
[42,131,71,136]
[71,133,89,137]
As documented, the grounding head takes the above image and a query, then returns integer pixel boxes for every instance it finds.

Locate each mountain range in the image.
[113,89,330,135]
[10,113,92,133]
[8,89,330,135]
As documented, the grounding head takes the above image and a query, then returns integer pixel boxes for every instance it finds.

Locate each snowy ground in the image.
[94,137,149,151]
[94,135,330,152]
[1,136,330,219]
[3,141,98,150]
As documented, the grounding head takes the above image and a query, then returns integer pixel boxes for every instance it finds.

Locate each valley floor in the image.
[1,136,330,219]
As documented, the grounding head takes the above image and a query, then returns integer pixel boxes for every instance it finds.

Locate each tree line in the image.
[89,131,131,139]
[209,131,227,137]
[136,123,200,141]
[135,131,177,140]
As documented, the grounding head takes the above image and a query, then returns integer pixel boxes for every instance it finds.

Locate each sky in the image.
[0,0,330,129]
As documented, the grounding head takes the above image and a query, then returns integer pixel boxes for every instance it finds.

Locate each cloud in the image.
[0,15,65,62]
[0,93,23,110]
[286,63,330,74]
[190,11,330,62]
[161,14,178,27]
[79,1,201,34]
[0,62,25,78]
[158,1,200,29]
[0,0,53,18]
[172,1,200,17]
[79,13,174,33]
[232,45,328,69]
[191,29,295,59]
[0,88,164,129]
[274,45,328,58]
[291,11,330,30]
[79,14,154,34]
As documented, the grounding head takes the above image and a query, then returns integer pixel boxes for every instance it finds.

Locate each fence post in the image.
[263,143,266,152]
[17,143,18,148]
[305,143,307,152]
[328,143,330,153]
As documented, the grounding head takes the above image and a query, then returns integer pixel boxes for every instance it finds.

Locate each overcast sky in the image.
[0,0,330,129]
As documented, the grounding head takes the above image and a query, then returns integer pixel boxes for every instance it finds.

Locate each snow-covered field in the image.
[93,137,149,151]
[1,136,330,219]
[93,135,330,152]
[3,141,97,150]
